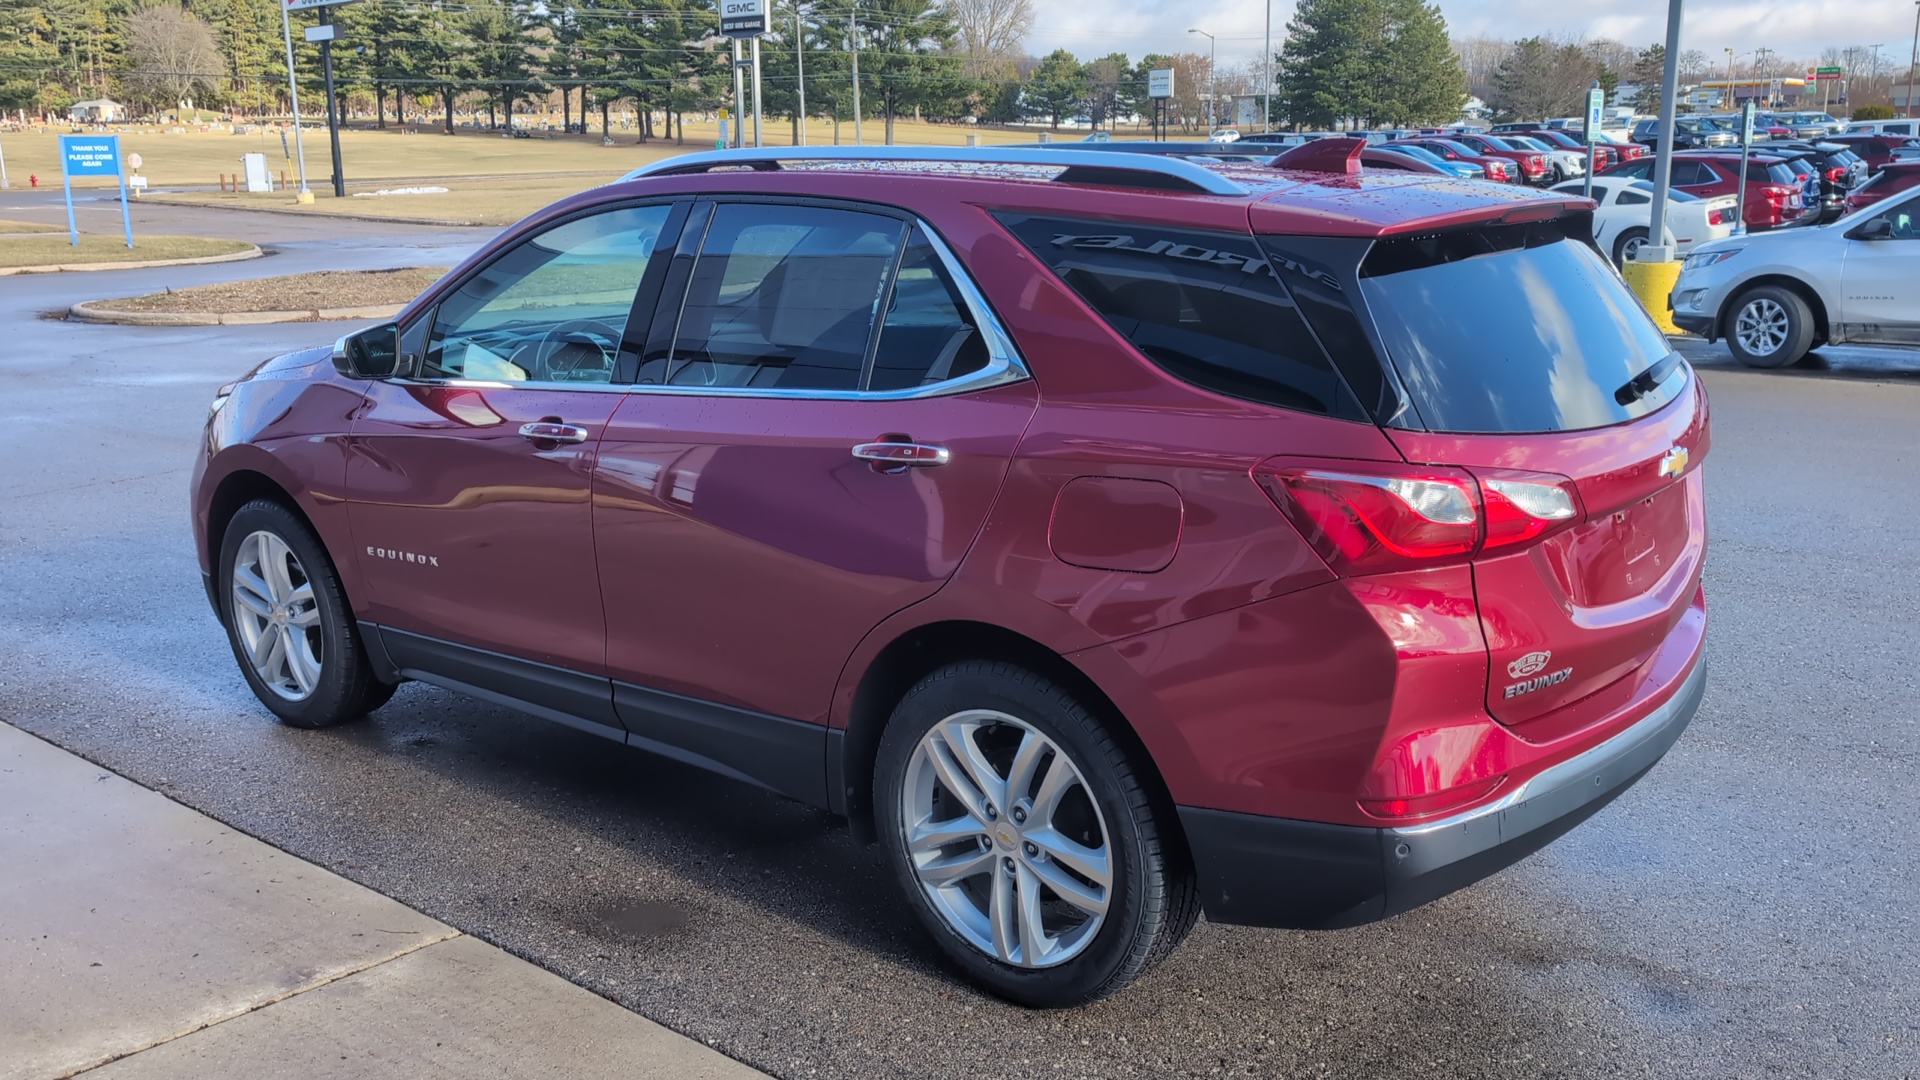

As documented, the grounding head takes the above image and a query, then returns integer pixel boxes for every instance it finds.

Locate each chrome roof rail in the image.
[618,145,1252,196]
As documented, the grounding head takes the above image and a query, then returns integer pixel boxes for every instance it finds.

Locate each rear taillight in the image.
[1825,166,1845,182]
[1762,184,1793,203]
[1256,462,1582,576]
[1706,207,1727,225]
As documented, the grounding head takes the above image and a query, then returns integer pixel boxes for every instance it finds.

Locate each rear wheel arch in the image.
[1717,273,1830,344]
[839,620,1180,854]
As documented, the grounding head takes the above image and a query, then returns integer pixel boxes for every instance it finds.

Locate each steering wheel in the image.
[526,319,622,383]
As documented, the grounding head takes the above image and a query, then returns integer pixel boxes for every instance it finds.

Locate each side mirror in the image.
[1848,217,1894,241]
[333,323,402,379]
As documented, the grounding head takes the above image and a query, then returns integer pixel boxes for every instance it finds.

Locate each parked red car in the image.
[192,143,1708,1008]
[1844,160,1920,212]
[1601,149,1812,230]
[1386,137,1516,181]
[1825,133,1920,174]
[1522,127,1617,171]
[1447,133,1553,184]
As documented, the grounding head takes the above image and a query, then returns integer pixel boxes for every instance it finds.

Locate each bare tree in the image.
[123,1,222,113]
[948,0,1034,79]
[1452,36,1512,100]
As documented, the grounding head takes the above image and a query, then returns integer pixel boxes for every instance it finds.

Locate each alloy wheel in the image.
[230,530,324,700]
[900,710,1113,969]
[1734,297,1790,357]
[1621,234,1647,262]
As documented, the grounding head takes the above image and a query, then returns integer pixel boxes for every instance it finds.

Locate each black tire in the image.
[1724,284,1815,368]
[217,499,393,728]
[1612,226,1649,267]
[874,661,1199,1007]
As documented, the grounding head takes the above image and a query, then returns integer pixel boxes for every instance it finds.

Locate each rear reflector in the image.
[1257,460,1583,576]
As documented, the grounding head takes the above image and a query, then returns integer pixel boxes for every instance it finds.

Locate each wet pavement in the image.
[2,233,1917,1078]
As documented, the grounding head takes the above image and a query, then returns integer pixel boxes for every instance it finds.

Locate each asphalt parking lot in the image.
[2,205,1917,1078]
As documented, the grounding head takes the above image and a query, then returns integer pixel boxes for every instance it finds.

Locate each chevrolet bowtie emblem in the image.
[1658,446,1689,479]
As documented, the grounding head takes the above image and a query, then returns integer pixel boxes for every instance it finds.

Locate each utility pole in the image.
[795,0,806,145]
[1189,28,1216,129]
[732,37,746,148]
[851,2,862,145]
[1724,47,1736,109]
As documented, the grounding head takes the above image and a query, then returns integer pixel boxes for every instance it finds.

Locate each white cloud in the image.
[1025,0,1920,70]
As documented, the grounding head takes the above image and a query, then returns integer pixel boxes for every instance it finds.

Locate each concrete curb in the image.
[69,300,402,326]
[0,245,264,276]
[138,195,491,228]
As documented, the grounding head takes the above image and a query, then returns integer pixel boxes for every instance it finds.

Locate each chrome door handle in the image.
[852,441,950,469]
[519,421,589,444]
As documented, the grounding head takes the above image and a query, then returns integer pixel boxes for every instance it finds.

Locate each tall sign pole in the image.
[722,0,766,147]
[318,7,344,196]
[1148,68,1174,141]
[280,0,313,200]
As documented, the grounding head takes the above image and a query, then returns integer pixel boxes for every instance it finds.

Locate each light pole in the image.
[1189,28,1216,131]
[794,0,806,145]
[850,1,862,146]
[1263,0,1272,133]
[1868,43,1884,109]
[1907,1,1919,117]
[1723,47,1737,109]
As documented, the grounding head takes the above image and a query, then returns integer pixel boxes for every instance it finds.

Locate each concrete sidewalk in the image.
[0,722,768,1080]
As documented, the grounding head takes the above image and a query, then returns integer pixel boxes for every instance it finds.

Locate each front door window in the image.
[424,204,673,384]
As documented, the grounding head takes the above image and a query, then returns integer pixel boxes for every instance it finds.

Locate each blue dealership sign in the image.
[62,135,122,176]
[57,133,133,249]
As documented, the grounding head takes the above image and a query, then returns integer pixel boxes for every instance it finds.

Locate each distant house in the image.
[69,99,125,123]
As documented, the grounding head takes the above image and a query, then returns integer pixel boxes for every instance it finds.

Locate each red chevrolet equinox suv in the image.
[191,142,1709,1007]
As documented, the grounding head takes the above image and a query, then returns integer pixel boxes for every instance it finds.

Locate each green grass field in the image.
[0,218,63,234]
[0,234,255,269]
[2,118,1127,224]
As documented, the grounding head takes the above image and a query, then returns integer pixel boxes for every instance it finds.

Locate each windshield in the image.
[1383,144,1442,164]
[1357,219,1685,433]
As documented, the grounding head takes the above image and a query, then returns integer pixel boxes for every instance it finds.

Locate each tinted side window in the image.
[424,204,672,384]
[996,213,1359,418]
[868,227,989,391]
[1617,188,1650,205]
[668,203,903,391]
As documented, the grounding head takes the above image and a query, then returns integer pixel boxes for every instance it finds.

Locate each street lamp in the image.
[1189,28,1216,131]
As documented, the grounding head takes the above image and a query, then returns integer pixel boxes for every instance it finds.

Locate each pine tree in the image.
[1024,48,1084,128]
[1276,0,1462,129]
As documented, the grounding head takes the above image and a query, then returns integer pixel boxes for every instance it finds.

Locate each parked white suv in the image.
[1670,189,1920,366]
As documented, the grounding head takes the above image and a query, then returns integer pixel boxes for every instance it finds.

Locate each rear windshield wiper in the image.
[1615,352,1683,406]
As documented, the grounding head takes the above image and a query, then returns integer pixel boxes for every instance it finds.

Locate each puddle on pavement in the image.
[592,900,689,939]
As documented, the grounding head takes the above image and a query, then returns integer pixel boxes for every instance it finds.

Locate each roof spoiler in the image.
[1271,138,1367,174]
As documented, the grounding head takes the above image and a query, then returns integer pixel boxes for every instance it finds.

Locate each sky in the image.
[1024,0,1920,73]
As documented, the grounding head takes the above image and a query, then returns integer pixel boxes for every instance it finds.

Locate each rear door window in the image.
[666,203,903,391]
[995,213,1361,418]
[1356,217,1686,433]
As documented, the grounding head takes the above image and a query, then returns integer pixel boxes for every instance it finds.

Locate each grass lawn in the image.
[0,234,254,269]
[0,219,63,233]
[90,266,451,313]
[2,116,1115,188]
[160,173,621,226]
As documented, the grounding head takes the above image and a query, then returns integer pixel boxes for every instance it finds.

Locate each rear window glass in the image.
[996,213,1361,419]
[1357,218,1686,433]
[1764,162,1801,184]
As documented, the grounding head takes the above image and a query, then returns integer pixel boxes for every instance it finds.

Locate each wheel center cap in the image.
[993,824,1018,851]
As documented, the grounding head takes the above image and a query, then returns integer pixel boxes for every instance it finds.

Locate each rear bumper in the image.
[1179,656,1706,929]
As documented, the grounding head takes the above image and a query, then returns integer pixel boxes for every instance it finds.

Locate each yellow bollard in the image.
[1620,258,1684,335]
